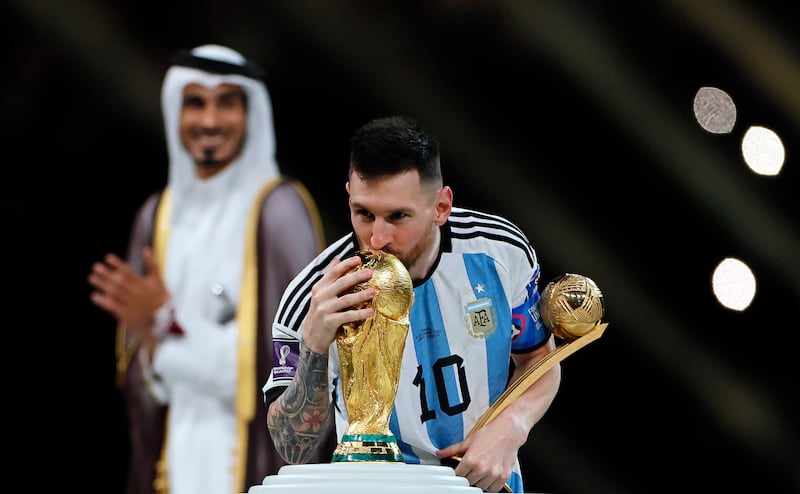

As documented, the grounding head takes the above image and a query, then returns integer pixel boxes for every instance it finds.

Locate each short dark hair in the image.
[349,115,441,184]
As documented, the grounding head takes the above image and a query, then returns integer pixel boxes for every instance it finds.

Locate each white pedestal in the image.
[248,462,482,493]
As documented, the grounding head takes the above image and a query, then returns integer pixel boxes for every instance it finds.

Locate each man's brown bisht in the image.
[115,178,337,494]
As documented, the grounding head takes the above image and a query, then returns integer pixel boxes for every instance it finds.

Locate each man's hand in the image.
[301,255,377,354]
[436,412,525,492]
[88,247,170,339]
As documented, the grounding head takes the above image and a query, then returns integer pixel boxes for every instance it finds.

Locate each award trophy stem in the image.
[449,322,607,493]
[469,322,607,435]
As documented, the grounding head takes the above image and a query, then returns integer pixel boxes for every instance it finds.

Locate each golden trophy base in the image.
[331,433,405,463]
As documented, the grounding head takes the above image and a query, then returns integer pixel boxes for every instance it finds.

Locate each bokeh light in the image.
[693,86,736,134]
[712,257,757,311]
[741,125,785,176]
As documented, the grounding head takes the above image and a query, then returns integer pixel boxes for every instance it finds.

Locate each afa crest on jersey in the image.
[464,297,497,338]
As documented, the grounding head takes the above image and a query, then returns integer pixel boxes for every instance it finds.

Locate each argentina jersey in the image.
[262,207,548,493]
[388,207,549,492]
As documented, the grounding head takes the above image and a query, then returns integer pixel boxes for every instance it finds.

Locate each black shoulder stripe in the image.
[448,210,535,267]
[450,208,523,236]
[275,235,358,328]
[450,229,536,268]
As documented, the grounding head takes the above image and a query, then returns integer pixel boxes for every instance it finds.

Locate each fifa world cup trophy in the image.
[331,250,414,463]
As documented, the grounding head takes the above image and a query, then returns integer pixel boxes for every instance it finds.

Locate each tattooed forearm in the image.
[267,344,331,464]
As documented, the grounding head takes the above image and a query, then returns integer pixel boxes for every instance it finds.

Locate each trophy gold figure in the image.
[331,250,415,463]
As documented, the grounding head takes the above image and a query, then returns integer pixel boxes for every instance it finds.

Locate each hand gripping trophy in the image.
[332,250,414,463]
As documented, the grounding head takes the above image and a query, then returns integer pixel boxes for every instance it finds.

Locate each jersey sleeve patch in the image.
[272,336,301,381]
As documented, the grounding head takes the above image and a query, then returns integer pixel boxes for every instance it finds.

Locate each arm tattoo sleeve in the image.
[267,343,331,464]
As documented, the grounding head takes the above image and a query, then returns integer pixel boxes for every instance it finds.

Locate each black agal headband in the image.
[171,49,266,80]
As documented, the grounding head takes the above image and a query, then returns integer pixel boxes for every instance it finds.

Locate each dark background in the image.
[6,1,799,493]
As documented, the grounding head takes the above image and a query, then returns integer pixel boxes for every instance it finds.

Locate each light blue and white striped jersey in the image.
[263,207,550,492]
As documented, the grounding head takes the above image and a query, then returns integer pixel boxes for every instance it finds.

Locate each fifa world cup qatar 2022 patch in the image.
[272,338,300,379]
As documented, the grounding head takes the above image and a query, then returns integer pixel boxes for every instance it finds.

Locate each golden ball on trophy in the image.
[540,273,605,341]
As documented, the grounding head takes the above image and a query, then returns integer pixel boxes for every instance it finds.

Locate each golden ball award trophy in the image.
[331,250,415,463]
[469,272,607,430]
[453,273,608,492]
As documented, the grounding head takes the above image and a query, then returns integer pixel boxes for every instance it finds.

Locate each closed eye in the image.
[353,208,410,224]
[355,208,375,221]
[388,211,408,222]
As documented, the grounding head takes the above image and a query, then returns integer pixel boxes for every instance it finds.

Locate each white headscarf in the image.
[159,44,279,323]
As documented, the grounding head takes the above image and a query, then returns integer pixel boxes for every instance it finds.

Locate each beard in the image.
[380,225,436,281]
[197,148,225,168]
[190,132,246,170]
